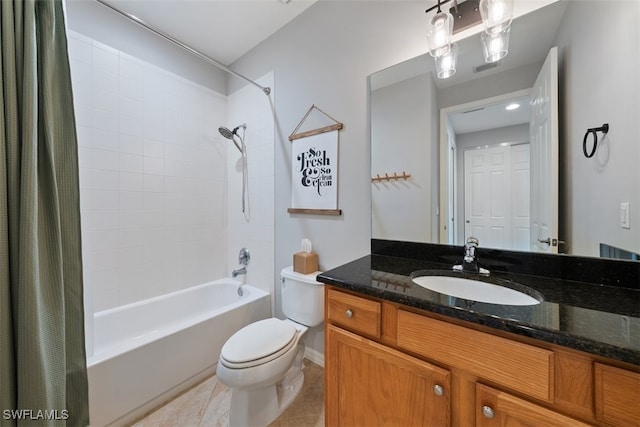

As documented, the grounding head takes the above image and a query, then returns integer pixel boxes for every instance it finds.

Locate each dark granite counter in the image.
[317,242,640,366]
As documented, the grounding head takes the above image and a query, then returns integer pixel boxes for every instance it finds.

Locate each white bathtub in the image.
[87,279,271,427]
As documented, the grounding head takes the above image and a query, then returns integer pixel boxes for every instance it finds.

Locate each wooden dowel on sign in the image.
[287,208,342,216]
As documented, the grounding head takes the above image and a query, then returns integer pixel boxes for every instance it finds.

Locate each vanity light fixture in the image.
[425,0,514,77]
[505,102,520,111]
[426,1,455,58]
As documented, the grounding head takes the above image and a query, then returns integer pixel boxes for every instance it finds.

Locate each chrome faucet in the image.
[232,267,246,278]
[232,247,250,278]
[453,237,489,275]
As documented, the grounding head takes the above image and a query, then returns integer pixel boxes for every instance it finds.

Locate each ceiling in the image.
[98,0,317,65]
[448,94,531,134]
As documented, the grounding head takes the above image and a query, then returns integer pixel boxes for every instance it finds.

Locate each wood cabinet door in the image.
[326,325,450,427]
[476,383,591,427]
[594,362,640,426]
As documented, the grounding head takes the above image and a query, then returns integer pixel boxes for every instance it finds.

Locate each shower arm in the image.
[231,137,243,154]
[95,0,271,96]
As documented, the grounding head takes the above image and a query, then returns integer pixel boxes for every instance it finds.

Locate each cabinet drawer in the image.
[594,363,640,426]
[327,289,381,338]
[397,310,554,402]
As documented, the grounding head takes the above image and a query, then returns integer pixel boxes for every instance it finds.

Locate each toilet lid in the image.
[220,318,298,365]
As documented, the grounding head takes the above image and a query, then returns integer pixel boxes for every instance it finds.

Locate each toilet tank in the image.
[280,266,324,327]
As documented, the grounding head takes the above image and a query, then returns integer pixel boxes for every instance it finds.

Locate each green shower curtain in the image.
[1,0,89,425]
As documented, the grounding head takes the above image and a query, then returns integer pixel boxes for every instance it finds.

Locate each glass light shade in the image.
[435,43,458,79]
[427,10,454,57]
[481,27,510,63]
[479,0,514,34]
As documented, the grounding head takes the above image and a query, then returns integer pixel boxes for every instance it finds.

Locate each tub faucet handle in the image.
[238,248,250,266]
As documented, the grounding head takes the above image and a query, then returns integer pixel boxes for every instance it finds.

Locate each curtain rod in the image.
[94,0,271,96]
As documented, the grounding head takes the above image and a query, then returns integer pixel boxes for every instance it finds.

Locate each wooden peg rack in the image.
[371,171,411,183]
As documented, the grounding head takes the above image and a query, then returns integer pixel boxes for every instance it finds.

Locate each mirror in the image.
[370,0,639,260]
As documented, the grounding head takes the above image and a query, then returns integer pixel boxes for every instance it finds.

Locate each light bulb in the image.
[481,27,510,63]
[435,43,458,79]
[479,0,514,34]
[427,10,454,57]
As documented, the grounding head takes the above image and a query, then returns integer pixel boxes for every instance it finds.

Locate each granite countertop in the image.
[318,253,640,366]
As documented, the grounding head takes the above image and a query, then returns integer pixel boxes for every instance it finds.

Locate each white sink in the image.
[411,275,542,306]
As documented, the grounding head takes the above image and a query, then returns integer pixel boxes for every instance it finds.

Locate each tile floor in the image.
[130,360,324,427]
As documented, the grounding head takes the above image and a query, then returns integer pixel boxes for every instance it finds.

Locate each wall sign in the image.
[288,105,343,216]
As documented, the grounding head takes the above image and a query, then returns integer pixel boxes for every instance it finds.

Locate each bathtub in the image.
[87,279,271,427]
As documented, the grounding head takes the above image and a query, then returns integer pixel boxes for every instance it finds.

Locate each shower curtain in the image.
[1,0,89,425]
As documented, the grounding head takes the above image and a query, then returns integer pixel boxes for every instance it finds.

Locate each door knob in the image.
[537,238,551,245]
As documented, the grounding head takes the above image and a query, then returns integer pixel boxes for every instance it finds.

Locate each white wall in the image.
[69,31,229,312]
[371,73,438,242]
[229,1,430,357]
[554,0,640,257]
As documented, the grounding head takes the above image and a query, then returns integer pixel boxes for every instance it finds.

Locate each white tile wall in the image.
[68,31,229,312]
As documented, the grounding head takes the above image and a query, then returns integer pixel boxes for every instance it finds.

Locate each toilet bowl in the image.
[216,266,324,427]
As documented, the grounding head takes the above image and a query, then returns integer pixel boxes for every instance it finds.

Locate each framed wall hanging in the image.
[288,105,343,216]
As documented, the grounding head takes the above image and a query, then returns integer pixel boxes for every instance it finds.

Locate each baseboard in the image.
[304,347,324,368]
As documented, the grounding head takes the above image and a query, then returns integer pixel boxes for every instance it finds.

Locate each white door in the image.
[446,125,457,244]
[511,144,531,250]
[464,144,530,250]
[464,145,511,249]
[530,47,559,253]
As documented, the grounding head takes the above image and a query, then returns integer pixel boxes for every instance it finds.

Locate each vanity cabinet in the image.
[326,325,451,426]
[324,286,640,427]
[325,288,451,426]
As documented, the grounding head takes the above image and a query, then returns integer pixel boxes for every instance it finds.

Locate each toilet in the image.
[216,266,324,427]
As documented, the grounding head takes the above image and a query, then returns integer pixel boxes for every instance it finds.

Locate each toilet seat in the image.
[220,318,299,369]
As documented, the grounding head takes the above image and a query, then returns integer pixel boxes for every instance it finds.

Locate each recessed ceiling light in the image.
[505,103,520,111]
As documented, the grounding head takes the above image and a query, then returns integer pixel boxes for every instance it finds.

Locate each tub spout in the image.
[232,267,246,278]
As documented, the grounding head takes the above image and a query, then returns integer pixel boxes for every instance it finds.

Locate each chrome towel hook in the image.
[583,123,609,158]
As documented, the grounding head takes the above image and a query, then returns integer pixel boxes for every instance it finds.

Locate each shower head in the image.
[218,126,235,140]
[218,123,247,139]
[218,124,246,153]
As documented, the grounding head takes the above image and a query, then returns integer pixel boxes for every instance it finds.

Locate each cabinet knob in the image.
[345,309,353,319]
[433,384,444,396]
[482,405,495,419]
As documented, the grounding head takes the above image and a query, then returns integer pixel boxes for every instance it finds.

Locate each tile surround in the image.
[68,31,229,312]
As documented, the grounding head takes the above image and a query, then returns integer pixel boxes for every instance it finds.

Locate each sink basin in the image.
[411,273,542,306]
